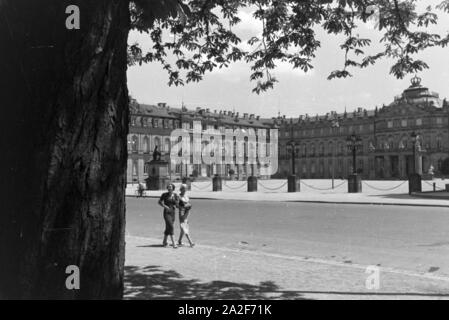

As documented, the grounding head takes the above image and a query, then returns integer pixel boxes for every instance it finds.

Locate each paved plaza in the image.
[124,195,449,300]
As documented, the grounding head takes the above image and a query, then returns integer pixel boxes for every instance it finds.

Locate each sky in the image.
[127,1,449,118]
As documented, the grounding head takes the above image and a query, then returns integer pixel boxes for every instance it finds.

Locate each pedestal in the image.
[288,175,300,192]
[408,173,422,194]
[145,176,170,191]
[212,175,222,192]
[247,176,258,192]
[348,174,362,193]
[145,159,170,190]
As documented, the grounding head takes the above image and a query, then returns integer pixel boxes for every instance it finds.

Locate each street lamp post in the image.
[408,131,422,194]
[287,140,300,192]
[346,132,363,193]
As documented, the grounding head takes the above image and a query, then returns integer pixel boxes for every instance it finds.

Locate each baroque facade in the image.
[127,100,274,183]
[277,77,449,179]
[128,77,449,183]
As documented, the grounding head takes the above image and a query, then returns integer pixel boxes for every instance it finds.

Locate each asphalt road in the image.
[126,197,449,278]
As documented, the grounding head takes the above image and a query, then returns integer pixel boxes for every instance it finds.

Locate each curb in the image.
[126,194,449,208]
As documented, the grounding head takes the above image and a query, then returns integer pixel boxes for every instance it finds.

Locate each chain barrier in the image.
[300,180,346,191]
[258,181,288,191]
[362,180,407,192]
[191,182,213,190]
[423,180,446,191]
[223,181,247,190]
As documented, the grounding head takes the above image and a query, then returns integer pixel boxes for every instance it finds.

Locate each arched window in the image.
[437,135,442,150]
[399,136,407,150]
[319,142,324,155]
[388,135,394,150]
[438,158,443,171]
[132,161,138,176]
[328,141,333,155]
[164,137,171,152]
[143,136,149,153]
[286,146,292,160]
[311,143,316,156]
[154,136,161,149]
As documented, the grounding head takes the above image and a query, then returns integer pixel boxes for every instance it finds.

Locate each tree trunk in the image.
[0,0,130,299]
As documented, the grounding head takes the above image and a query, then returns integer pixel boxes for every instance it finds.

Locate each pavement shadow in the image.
[124,265,307,300]
[366,193,416,200]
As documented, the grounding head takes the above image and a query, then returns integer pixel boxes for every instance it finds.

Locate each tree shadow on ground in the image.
[124,265,307,300]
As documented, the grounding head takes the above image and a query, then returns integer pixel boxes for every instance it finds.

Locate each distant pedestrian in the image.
[158,183,179,248]
[177,184,195,247]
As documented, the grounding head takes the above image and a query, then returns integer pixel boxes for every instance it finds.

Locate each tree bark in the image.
[0,0,130,299]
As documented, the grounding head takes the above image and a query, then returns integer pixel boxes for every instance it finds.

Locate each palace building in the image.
[127,99,275,183]
[277,76,449,179]
[128,77,449,183]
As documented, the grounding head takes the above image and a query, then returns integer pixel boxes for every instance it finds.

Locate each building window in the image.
[416,118,422,126]
[436,117,443,125]
[401,119,407,127]
[164,138,171,152]
[131,117,137,126]
[143,136,150,153]
[153,118,159,128]
[154,137,161,149]
[132,161,138,176]
[387,121,393,128]
[437,136,442,150]
[131,135,138,153]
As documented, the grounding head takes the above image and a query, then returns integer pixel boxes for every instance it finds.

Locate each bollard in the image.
[247,176,258,192]
[446,184,449,192]
[287,175,300,192]
[212,175,222,192]
[433,183,436,192]
[348,174,362,193]
[408,173,422,195]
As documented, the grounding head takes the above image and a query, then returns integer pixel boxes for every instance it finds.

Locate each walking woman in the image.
[158,183,179,248]
[178,184,195,247]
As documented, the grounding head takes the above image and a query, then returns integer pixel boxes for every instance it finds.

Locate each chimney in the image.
[243,113,248,119]
[158,102,167,108]
[256,116,260,120]
[206,108,210,113]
